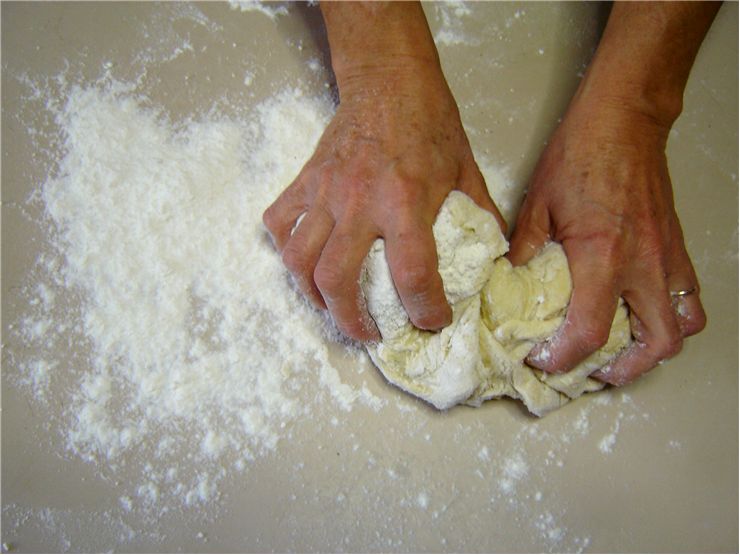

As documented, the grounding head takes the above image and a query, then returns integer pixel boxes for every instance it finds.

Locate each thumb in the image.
[507,196,550,266]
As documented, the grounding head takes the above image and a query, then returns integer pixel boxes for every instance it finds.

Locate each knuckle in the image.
[631,220,671,266]
[596,234,624,267]
[281,243,310,276]
[262,204,279,232]
[393,174,423,194]
[336,319,366,341]
[396,156,426,179]
[396,263,436,295]
[395,263,451,330]
[580,225,626,263]
[316,166,338,195]
[314,263,348,296]
[389,177,427,210]
[574,322,611,353]
[655,333,683,360]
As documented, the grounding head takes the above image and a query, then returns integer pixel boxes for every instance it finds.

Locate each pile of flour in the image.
[13,81,389,508]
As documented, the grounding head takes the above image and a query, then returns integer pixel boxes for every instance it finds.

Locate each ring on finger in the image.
[670,286,698,297]
[670,287,697,319]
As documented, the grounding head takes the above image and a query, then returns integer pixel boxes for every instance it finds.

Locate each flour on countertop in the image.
[11,80,386,508]
[598,411,624,454]
[498,450,529,494]
[433,1,478,47]
[228,0,289,20]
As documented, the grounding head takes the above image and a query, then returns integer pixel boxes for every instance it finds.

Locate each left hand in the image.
[508,98,706,386]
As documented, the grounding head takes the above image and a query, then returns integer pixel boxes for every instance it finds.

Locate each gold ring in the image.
[670,287,698,297]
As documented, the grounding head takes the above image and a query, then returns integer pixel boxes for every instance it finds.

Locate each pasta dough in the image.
[361,191,631,416]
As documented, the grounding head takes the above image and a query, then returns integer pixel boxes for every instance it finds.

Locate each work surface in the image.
[2,2,738,552]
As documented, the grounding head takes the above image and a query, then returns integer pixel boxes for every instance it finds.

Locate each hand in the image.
[508,99,706,386]
[507,0,718,386]
[263,65,505,342]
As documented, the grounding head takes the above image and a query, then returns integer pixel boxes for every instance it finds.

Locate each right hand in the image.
[263,65,505,342]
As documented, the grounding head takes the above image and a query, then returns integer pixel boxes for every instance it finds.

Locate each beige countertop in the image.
[2,2,737,552]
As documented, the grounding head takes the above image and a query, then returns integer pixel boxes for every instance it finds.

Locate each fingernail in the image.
[591,369,606,381]
[412,306,452,332]
[437,308,453,330]
[592,366,627,386]
[526,342,552,370]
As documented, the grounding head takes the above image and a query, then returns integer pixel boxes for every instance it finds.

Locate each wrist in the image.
[321,2,443,99]
[570,74,680,138]
[335,59,450,105]
[573,58,684,131]
[555,82,674,161]
[570,2,720,129]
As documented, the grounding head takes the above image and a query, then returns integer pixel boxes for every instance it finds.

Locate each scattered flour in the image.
[243,70,256,87]
[598,411,624,454]
[228,0,289,20]
[499,450,529,494]
[535,511,565,545]
[2,504,148,552]
[667,439,683,450]
[433,1,477,47]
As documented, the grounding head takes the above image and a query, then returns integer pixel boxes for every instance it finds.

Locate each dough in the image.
[361,191,631,416]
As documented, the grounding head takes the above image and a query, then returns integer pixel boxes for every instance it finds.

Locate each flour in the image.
[13,81,384,507]
[598,411,624,454]
[228,0,289,20]
[499,450,529,494]
[433,2,477,47]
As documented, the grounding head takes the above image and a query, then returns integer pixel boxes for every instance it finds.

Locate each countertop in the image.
[2,2,737,552]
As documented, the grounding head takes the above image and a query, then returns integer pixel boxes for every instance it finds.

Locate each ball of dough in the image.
[361,191,631,416]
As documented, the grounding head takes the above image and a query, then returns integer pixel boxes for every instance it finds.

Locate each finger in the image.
[590,342,649,386]
[666,241,707,337]
[506,196,550,267]
[281,204,335,310]
[457,161,508,234]
[526,239,619,374]
[263,178,310,251]
[314,221,380,342]
[592,283,683,386]
[671,287,706,337]
[383,218,452,331]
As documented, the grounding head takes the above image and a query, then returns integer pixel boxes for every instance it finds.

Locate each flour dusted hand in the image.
[362,192,632,416]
